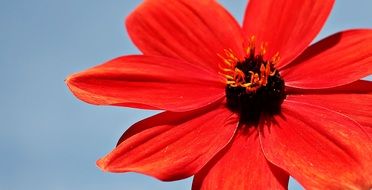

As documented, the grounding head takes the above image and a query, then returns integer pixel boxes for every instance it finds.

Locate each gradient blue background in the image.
[1,0,371,190]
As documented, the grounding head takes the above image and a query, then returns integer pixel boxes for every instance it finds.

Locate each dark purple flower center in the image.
[219,37,286,124]
[225,56,286,124]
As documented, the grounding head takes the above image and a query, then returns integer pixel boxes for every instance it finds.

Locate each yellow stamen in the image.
[260,43,267,56]
[217,36,280,92]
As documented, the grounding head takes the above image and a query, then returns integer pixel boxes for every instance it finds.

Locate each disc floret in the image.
[219,36,286,124]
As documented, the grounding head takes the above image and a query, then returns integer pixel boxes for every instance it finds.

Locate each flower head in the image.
[66,0,372,189]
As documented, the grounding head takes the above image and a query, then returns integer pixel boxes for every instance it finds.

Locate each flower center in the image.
[219,36,286,124]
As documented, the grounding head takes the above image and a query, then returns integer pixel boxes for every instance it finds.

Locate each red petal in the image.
[97,103,238,181]
[259,100,372,189]
[126,0,244,72]
[66,55,225,112]
[243,0,334,68]
[287,94,372,136]
[192,127,289,190]
[286,80,372,135]
[282,29,372,88]
[286,80,372,94]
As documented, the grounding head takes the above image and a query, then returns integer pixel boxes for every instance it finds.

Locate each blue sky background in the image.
[0,0,371,190]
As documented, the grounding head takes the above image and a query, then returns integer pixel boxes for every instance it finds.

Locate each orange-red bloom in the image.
[66,0,372,189]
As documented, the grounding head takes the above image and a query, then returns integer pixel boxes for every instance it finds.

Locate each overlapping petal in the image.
[286,80,372,95]
[243,0,334,68]
[192,128,289,190]
[288,95,372,136]
[285,80,372,135]
[259,100,372,189]
[66,55,225,112]
[126,0,244,72]
[282,29,372,89]
[97,103,238,181]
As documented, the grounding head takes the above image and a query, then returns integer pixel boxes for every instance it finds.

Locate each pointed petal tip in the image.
[65,74,82,99]
[65,73,79,89]
[64,72,102,106]
[64,74,73,85]
[96,157,110,172]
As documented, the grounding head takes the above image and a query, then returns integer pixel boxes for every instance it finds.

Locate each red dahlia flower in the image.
[66,0,372,189]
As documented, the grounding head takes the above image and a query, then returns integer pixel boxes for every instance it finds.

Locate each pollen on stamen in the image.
[219,36,286,124]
